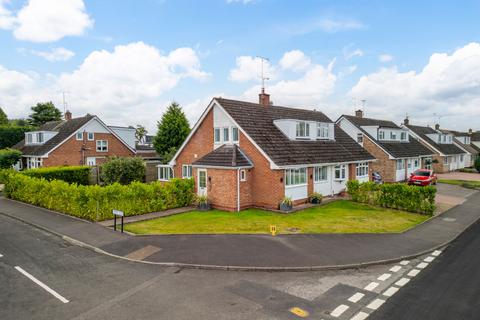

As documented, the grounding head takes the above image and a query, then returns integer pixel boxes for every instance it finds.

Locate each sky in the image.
[1,0,480,133]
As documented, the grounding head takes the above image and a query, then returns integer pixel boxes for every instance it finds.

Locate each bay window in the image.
[356,162,369,177]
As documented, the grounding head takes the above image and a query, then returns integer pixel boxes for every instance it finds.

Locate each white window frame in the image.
[27,157,43,169]
[87,132,94,141]
[424,158,432,170]
[396,159,405,170]
[96,140,108,152]
[182,165,193,178]
[223,127,229,142]
[378,130,385,140]
[232,127,239,143]
[285,168,307,186]
[443,157,449,165]
[37,132,44,143]
[296,122,310,138]
[356,162,369,178]
[240,169,246,181]
[317,123,329,139]
[314,166,328,182]
[400,132,407,141]
[414,159,419,167]
[390,131,397,140]
[460,154,464,162]
[214,128,221,143]
[26,133,33,144]
[334,165,346,181]
[158,166,174,181]
[357,133,363,143]
[76,132,83,140]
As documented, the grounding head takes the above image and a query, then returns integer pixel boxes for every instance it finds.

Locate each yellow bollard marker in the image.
[289,307,309,317]
[270,225,277,236]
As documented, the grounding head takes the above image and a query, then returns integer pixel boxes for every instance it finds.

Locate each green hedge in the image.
[101,157,145,185]
[0,148,22,169]
[0,125,36,149]
[347,180,436,215]
[22,166,91,185]
[3,171,195,221]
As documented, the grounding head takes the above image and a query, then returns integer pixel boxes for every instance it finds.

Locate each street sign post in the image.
[112,209,124,233]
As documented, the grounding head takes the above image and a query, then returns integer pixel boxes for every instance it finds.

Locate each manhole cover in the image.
[442,217,456,222]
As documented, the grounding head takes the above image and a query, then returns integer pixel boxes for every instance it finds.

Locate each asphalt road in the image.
[370,220,480,320]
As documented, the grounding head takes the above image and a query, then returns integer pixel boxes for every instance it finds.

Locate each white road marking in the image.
[331,304,349,317]
[364,282,379,291]
[395,277,410,287]
[399,260,410,265]
[383,286,399,297]
[366,298,385,310]
[0,253,3,258]
[348,292,365,303]
[432,250,442,256]
[407,269,421,277]
[350,311,370,320]
[424,256,435,262]
[377,273,391,281]
[389,265,402,273]
[15,266,69,303]
[416,262,429,269]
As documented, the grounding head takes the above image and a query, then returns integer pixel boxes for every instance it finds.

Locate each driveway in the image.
[435,183,477,214]
[437,172,480,181]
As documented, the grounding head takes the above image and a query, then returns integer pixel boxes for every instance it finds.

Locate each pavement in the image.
[437,171,480,181]
[1,184,479,270]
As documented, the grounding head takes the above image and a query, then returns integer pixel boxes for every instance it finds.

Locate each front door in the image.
[197,169,207,195]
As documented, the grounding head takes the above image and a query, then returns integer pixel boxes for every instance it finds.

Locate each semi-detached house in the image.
[162,93,375,211]
[337,111,434,182]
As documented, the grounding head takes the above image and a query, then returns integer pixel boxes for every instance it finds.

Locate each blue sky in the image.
[1,0,480,132]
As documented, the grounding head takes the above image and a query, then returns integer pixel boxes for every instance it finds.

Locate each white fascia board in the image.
[401,125,444,156]
[277,159,376,170]
[191,165,253,169]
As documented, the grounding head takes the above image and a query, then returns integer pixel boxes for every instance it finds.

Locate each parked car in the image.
[408,169,437,186]
[372,171,383,184]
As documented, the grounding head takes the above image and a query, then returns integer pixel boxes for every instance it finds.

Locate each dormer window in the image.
[37,132,44,143]
[317,123,329,139]
[296,121,310,138]
[390,132,397,140]
[400,132,406,141]
[214,128,221,143]
[232,127,239,142]
[379,130,385,140]
[27,133,33,143]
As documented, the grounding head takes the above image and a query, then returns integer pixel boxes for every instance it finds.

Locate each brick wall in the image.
[43,132,134,167]
[362,136,396,182]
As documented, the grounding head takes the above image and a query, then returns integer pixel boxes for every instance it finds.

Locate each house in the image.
[13,111,136,169]
[337,112,435,182]
[162,92,375,211]
[402,122,468,173]
[470,130,480,158]
[439,129,479,167]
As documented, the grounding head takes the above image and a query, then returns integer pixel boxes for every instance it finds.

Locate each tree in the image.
[0,107,8,125]
[135,125,148,144]
[153,102,190,163]
[28,102,62,126]
[0,149,22,169]
[100,157,146,185]
[475,157,480,173]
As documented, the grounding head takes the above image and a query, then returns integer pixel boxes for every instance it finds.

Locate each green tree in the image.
[475,157,480,173]
[153,102,190,163]
[135,125,148,144]
[28,102,62,126]
[0,149,22,169]
[0,107,8,125]
[100,157,146,185]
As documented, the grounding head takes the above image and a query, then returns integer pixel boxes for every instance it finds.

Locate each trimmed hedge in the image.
[22,166,91,185]
[0,125,36,149]
[0,148,22,169]
[3,171,194,221]
[347,180,436,215]
[101,157,145,185]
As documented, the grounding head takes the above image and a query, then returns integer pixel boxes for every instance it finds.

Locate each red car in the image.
[408,169,437,186]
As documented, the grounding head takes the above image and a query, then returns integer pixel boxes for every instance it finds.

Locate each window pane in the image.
[232,127,239,142]
[223,128,229,141]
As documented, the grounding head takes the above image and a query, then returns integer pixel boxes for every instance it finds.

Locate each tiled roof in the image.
[193,144,253,168]
[13,115,95,156]
[470,143,480,153]
[340,115,433,158]
[405,124,465,155]
[216,98,374,166]
[470,131,480,141]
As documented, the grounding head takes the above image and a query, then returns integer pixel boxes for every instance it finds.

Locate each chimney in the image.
[259,89,270,107]
[65,110,72,121]
[469,128,473,134]
[435,123,440,130]
[403,116,409,125]
[355,109,364,118]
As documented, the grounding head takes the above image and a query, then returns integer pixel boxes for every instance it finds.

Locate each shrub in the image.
[281,196,293,206]
[0,148,22,169]
[101,157,146,185]
[0,125,36,149]
[22,166,91,185]
[475,157,480,173]
[309,192,323,204]
[2,171,195,221]
[347,180,436,215]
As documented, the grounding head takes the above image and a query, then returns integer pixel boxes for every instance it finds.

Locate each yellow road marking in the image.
[289,307,309,318]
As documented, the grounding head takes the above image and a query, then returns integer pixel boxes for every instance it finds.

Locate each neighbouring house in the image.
[161,93,375,211]
[13,111,136,169]
[337,112,435,182]
[439,129,479,167]
[402,122,468,173]
[470,130,480,157]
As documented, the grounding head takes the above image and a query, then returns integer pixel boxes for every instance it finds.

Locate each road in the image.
[370,219,480,320]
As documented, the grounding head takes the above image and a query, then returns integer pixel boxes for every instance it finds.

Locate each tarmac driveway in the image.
[435,183,477,214]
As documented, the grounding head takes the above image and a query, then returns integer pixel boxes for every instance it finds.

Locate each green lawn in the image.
[439,179,480,189]
[124,200,429,235]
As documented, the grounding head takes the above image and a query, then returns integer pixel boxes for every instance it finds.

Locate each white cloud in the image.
[344,48,364,60]
[229,56,275,82]
[351,42,480,130]
[4,0,94,42]
[226,0,256,4]
[279,50,311,71]
[31,47,75,62]
[316,18,365,33]
[379,54,394,62]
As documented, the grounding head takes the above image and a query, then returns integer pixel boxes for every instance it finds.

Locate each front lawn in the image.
[124,200,429,235]
[439,179,480,189]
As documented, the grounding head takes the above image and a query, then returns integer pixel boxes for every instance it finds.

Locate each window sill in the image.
[313,180,328,184]
[285,183,308,188]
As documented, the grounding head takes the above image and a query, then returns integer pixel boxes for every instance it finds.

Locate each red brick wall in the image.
[43,132,134,167]
[362,136,396,182]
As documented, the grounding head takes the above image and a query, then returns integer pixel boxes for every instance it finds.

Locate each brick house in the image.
[13,111,136,169]
[337,111,434,182]
[161,94,375,211]
[402,122,468,173]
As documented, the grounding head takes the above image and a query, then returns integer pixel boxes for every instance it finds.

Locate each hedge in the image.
[101,157,145,185]
[347,180,436,215]
[22,166,91,185]
[0,125,36,149]
[2,171,195,221]
[0,148,22,169]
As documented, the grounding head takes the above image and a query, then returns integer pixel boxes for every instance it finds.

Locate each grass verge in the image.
[438,179,480,190]
[124,200,429,235]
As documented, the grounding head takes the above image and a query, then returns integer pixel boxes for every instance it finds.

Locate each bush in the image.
[0,125,36,149]
[101,157,146,185]
[0,148,22,169]
[475,157,480,173]
[2,171,195,221]
[22,166,91,185]
[347,180,436,215]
